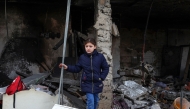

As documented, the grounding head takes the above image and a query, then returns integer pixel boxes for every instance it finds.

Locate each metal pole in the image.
[180,89,183,109]
[142,0,154,84]
[58,0,71,104]
[142,0,154,63]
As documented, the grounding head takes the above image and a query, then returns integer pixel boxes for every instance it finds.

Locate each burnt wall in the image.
[0,2,70,77]
[119,27,190,77]
[115,10,190,77]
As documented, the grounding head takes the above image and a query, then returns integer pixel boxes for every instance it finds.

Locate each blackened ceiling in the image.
[111,0,190,28]
[2,0,190,17]
[71,0,190,23]
[74,0,190,28]
[1,0,190,28]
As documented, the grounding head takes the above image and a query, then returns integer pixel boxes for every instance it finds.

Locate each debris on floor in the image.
[0,71,86,109]
[0,61,190,109]
[112,63,190,109]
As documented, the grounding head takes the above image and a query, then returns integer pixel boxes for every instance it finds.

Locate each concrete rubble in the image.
[112,63,190,109]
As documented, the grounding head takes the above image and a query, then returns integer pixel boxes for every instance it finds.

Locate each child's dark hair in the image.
[84,38,96,46]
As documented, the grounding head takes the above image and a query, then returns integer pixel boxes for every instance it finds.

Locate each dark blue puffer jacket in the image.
[67,49,109,93]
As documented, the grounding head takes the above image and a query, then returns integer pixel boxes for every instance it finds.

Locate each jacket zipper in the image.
[80,73,82,91]
[90,55,94,93]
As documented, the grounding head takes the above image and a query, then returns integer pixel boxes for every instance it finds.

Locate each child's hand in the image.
[59,63,68,69]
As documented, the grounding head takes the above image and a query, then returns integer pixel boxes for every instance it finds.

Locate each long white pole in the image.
[58,0,71,104]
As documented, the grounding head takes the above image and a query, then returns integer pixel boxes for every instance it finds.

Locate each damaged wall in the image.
[0,3,69,77]
[120,28,190,76]
[0,4,43,77]
[0,5,28,57]
[94,0,113,108]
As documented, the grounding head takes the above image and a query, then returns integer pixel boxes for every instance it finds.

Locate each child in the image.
[59,38,109,109]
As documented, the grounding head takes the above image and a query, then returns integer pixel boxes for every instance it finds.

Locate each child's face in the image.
[85,42,96,54]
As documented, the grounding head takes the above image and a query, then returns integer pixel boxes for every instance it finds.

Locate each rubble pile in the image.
[112,63,190,109]
[0,72,86,109]
[0,61,190,109]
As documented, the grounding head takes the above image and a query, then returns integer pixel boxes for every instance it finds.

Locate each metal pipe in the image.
[180,90,183,109]
[58,0,71,104]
